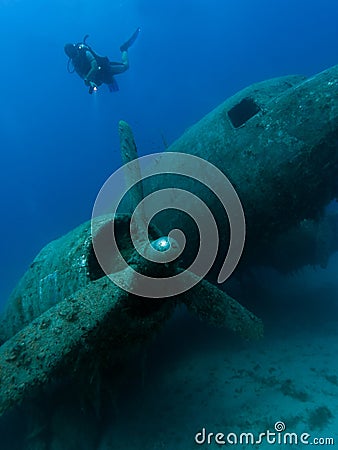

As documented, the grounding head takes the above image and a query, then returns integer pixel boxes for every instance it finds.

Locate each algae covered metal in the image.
[0,122,263,417]
[1,64,338,419]
[151,66,338,272]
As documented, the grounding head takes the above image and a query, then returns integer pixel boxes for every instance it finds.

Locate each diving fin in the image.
[120,27,141,52]
[108,78,119,92]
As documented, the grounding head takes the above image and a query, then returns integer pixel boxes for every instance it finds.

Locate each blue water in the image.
[1,0,337,301]
[1,0,338,448]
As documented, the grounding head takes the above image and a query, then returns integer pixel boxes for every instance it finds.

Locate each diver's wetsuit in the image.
[66,28,140,93]
[72,46,129,91]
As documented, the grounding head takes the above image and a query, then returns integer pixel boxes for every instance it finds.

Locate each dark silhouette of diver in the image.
[64,28,140,94]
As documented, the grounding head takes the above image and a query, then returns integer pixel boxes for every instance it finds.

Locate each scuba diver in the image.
[64,28,140,94]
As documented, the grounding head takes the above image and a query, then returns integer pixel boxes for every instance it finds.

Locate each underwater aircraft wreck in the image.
[0,64,337,428]
[0,123,263,419]
[150,65,338,275]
